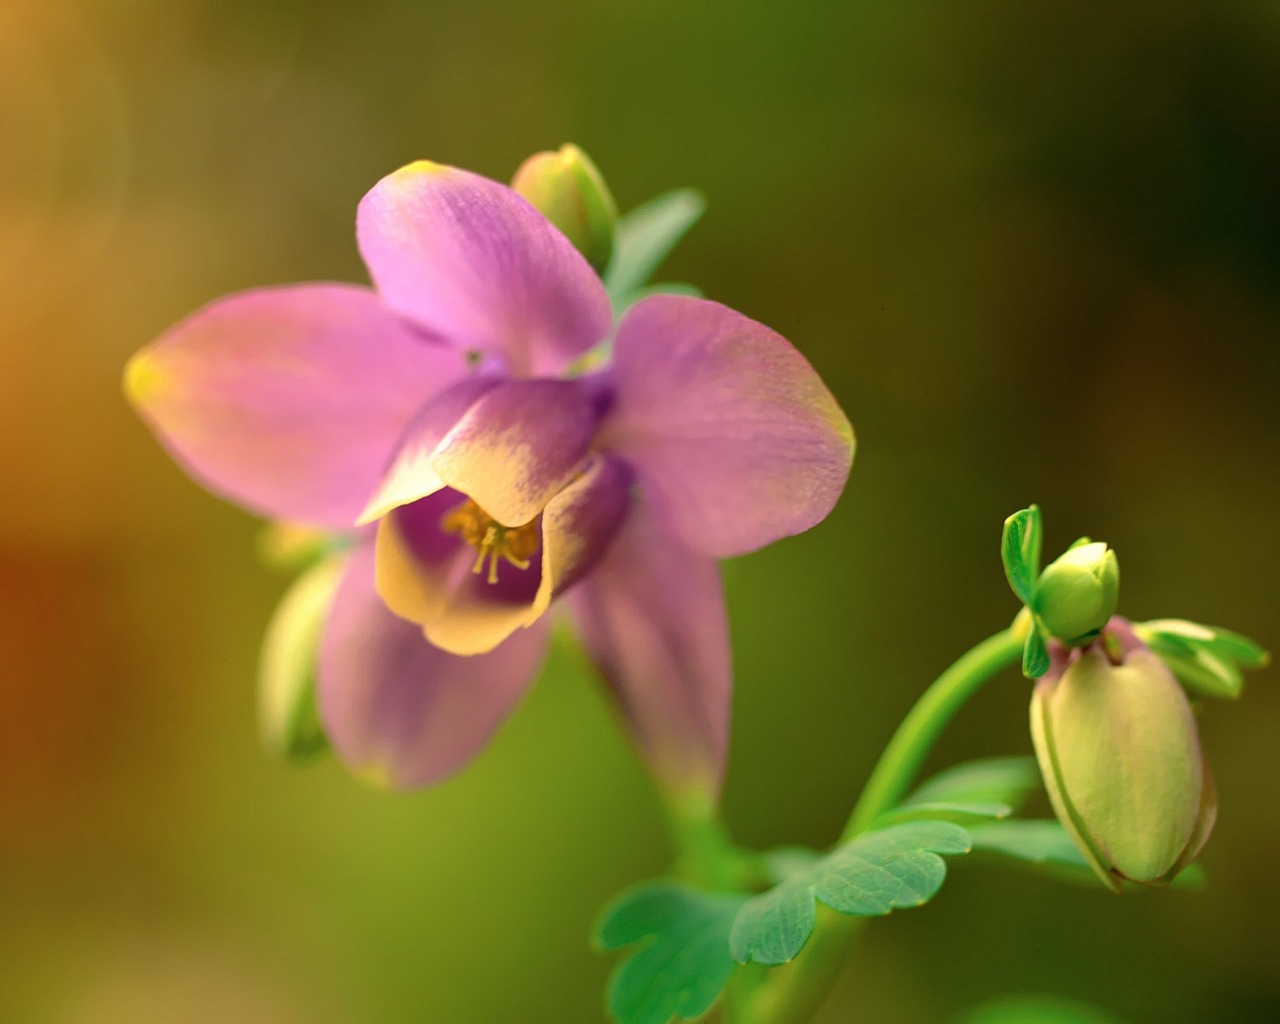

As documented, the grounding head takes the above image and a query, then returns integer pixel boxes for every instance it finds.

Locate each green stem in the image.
[842,626,1024,839]
[662,787,756,891]
[732,625,1023,1024]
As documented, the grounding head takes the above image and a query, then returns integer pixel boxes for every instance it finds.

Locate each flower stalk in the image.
[727,625,1024,1024]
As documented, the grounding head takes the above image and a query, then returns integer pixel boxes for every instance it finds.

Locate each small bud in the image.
[512,144,617,272]
[1030,619,1215,890]
[1034,541,1119,644]
[258,552,345,760]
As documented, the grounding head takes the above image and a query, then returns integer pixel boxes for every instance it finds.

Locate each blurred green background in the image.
[3,1,1278,1021]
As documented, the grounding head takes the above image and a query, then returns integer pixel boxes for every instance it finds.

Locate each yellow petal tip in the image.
[123,351,164,408]
[354,759,396,790]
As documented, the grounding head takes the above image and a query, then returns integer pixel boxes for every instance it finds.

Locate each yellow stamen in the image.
[441,498,541,585]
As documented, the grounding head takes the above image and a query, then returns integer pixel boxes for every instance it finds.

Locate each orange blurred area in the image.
[3,1,1279,1021]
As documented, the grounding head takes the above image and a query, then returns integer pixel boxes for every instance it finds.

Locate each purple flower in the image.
[126,160,854,797]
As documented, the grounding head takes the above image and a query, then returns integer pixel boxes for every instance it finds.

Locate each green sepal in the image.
[1001,505,1042,606]
[964,820,1206,891]
[1022,625,1050,679]
[1136,618,1270,700]
[605,189,706,312]
[728,821,970,966]
[595,882,746,1024]
[876,757,1040,827]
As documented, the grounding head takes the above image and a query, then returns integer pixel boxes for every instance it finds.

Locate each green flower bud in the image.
[1034,541,1119,644]
[1030,621,1215,891]
[512,144,618,272]
[258,551,345,760]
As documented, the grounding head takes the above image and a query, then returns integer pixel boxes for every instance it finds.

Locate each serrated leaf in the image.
[595,882,746,1024]
[605,189,706,309]
[875,801,1014,826]
[902,757,1040,812]
[1001,506,1042,605]
[877,757,1040,827]
[729,822,970,966]
[966,820,1094,884]
[1023,626,1050,679]
[761,846,824,884]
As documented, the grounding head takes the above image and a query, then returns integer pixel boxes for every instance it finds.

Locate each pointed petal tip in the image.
[123,349,164,409]
[352,758,398,791]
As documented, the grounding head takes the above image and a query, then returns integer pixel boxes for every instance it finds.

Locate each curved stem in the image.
[841,626,1023,840]
[732,625,1023,1024]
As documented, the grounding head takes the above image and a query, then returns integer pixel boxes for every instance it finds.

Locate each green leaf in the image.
[966,820,1096,885]
[1136,618,1270,700]
[966,820,1208,891]
[1023,626,1050,679]
[1001,505,1042,605]
[959,994,1129,1024]
[729,822,970,966]
[877,757,1040,827]
[595,882,746,1024]
[902,757,1040,812]
[605,189,706,308]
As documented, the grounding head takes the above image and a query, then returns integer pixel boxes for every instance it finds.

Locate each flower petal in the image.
[375,457,631,656]
[126,284,468,528]
[428,378,601,527]
[357,161,612,377]
[318,539,549,789]
[356,374,503,524]
[567,499,730,797]
[599,295,854,558]
[375,489,544,656]
[529,454,632,614]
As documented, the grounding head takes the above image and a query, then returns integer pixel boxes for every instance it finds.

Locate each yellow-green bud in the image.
[1030,621,1215,890]
[511,144,617,273]
[1034,542,1119,644]
[258,551,345,760]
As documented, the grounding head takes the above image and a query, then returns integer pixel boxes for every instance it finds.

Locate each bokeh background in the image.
[3,1,1278,1021]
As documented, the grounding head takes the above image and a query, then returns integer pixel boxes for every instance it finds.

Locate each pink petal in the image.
[125,284,467,529]
[318,539,549,789]
[361,378,600,528]
[567,499,731,798]
[357,161,612,377]
[599,295,855,558]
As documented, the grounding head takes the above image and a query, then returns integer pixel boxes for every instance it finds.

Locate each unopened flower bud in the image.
[512,144,617,272]
[1030,620,1215,890]
[1034,542,1119,644]
[259,552,345,760]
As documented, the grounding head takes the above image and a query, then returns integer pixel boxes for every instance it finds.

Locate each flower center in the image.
[440,498,541,585]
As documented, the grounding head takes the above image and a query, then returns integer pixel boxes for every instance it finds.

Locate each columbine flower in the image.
[125,160,854,795]
[1030,618,1215,890]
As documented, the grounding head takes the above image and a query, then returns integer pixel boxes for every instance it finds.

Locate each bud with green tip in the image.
[258,550,346,760]
[512,143,618,272]
[1030,618,1215,891]
[1034,541,1120,645]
